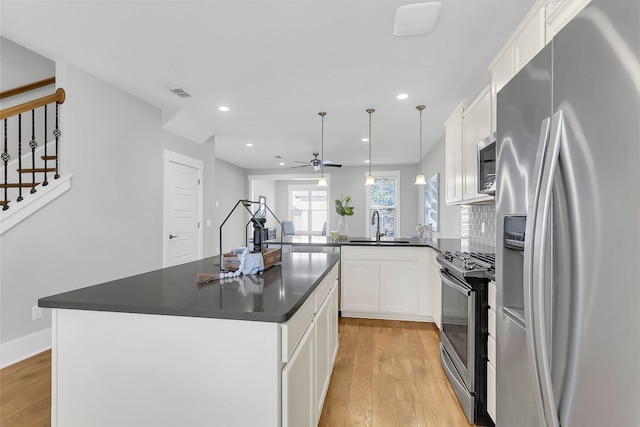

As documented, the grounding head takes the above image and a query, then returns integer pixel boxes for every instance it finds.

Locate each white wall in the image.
[417,138,461,238]
[0,50,217,363]
[246,164,420,238]
[214,158,248,253]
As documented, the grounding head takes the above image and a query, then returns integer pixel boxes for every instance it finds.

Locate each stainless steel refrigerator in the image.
[495,1,640,426]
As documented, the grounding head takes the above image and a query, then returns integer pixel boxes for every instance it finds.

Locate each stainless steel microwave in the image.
[478,133,496,195]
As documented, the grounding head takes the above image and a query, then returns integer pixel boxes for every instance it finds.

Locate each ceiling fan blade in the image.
[325,163,342,168]
[290,164,311,168]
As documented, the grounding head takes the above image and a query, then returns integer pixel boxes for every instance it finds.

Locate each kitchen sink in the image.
[348,238,412,244]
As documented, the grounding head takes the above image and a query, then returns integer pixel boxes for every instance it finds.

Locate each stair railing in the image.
[0,80,65,211]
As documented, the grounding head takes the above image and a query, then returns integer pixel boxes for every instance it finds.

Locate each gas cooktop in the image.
[437,250,495,279]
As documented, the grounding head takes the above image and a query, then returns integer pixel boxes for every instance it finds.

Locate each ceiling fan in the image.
[293,152,342,171]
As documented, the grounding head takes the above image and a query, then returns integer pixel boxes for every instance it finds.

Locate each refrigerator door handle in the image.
[523,116,550,426]
[525,112,564,427]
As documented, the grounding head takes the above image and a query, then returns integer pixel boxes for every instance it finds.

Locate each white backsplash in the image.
[461,204,496,249]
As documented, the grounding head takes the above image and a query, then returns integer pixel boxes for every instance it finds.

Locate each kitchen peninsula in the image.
[39,252,340,427]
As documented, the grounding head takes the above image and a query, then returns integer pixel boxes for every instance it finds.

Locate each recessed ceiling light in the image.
[246,143,253,147]
[397,93,409,100]
[364,160,370,163]
[362,138,369,142]
[219,106,230,112]
[279,162,285,166]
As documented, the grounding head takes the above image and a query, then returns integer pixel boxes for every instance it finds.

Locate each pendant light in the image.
[317,112,328,187]
[364,108,376,186]
[414,105,427,186]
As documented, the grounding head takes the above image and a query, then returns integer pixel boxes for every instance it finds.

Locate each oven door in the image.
[440,269,476,392]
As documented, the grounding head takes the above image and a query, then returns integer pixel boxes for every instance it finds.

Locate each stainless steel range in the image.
[437,250,494,426]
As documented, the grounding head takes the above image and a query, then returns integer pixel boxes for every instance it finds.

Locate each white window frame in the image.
[287,184,329,235]
[365,170,401,238]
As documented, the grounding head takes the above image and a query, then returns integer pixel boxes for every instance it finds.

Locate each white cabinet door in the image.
[282,324,315,427]
[379,260,419,314]
[329,283,339,365]
[341,260,380,312]
[429,249,442,329]
[445,102,466,205]
[314,293,331,423]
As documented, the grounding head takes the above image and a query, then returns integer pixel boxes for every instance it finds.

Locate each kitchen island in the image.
[39,252,340,427]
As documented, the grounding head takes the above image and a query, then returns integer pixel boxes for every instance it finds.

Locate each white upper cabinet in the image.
[489,0,546,129]
[545,0,592,42]
[462,85,493,203]
[444,101,467,205]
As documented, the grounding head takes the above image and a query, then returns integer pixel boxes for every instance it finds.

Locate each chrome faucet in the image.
[371,211,385,242]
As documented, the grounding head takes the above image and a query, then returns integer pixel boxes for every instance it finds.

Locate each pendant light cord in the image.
[366,108,375,176]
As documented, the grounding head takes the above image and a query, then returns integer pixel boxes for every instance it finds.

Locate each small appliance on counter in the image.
[219,198,282,272]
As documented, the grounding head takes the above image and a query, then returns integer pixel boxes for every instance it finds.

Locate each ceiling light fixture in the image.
[364,109,376,186]
[397,93,409,100]
[394,2,443,36]
[219,106,230,112]
[279,162,285,166]
[362,138,369,142]
[317,112,328,187]
[246,143,253,147]
[415,105,427,185]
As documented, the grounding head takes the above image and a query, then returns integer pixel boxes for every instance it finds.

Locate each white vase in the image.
[338,217,348,238]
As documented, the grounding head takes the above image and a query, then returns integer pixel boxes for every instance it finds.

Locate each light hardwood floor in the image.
[0,319,473,427]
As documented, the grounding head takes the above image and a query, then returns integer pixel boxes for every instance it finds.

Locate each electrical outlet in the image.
[207,220,212,227]
[32,305,43,320]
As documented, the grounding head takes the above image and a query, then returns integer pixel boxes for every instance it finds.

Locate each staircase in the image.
[0,79,70,234]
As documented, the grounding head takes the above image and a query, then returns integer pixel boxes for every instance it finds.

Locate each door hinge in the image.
[198,179,201,185]
[198,222,200,228]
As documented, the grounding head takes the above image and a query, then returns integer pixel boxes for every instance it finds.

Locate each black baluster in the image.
[17,114,23,202]
[42,105,48,186]
[2,119,9,210]
[54,103,61,179]
[30,110,37,194]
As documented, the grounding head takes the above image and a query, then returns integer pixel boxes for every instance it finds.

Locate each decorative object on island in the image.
[317,112,328,187]
[335,194,354,238]
[218,199,282,272]
[364,108,376,186]
[424,173,439,231]
[414,105,427,186]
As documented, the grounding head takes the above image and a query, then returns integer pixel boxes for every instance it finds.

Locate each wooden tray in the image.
[222,248,281,271]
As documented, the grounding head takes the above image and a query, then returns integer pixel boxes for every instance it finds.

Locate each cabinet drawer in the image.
[488,307,496,337]
[487,360,496,422]
[489,281,496,309]
[314,271,333,312]
[281,295,314,363]
[488,334,496,364]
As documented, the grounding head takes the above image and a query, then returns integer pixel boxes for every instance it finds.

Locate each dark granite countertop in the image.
[266,236,495,254]
[39,252,340,323]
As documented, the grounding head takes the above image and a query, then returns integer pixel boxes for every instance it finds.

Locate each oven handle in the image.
[440,271,471,296]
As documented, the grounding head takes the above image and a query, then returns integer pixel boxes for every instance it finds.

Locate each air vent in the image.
[169,87,192,98]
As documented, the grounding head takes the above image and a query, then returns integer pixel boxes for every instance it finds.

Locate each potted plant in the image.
[335,195,354,238]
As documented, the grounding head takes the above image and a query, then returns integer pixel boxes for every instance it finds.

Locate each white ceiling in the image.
[0,0,535,170]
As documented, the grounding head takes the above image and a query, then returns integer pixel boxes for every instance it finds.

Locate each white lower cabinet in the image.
[314,282,338,423]
[283,264,339,427]
[282,324,315,427]
[341,259,380,312]
[379,260,419,314]
[341,246,433,321]
[487,280,497,422]
[428,248,442,329]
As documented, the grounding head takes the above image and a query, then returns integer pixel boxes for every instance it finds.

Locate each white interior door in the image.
[164,151,203,267]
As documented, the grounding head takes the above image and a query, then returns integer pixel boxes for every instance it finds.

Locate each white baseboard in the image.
[340,312,434,323]
[0,328,52,368]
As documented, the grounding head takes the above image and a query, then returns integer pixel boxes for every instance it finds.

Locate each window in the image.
[288,185,328,234]
[366,171,400,237]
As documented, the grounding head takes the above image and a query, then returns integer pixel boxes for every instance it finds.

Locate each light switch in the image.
[206,220,212,227]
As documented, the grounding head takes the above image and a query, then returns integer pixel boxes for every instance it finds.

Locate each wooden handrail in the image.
[0,88,66,120]
[0,77,56,100]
